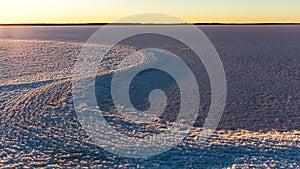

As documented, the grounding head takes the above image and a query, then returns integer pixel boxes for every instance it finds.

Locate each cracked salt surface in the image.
[1,26,300,168]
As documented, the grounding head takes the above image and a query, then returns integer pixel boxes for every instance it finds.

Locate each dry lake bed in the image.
[0,25,299,168]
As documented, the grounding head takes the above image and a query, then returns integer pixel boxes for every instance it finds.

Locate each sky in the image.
[0,0,299,24]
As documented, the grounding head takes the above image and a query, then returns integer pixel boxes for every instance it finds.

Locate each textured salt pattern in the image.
[0,38,299,168]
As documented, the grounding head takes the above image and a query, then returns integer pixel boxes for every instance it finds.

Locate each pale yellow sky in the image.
[0,0,299,23]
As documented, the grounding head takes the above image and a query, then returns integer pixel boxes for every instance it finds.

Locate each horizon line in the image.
[1,23,300,26]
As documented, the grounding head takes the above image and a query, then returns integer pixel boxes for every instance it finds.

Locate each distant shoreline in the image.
[1,23,300,26]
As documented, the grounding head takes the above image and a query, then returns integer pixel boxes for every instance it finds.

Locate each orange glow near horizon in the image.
[0,0,300,24]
